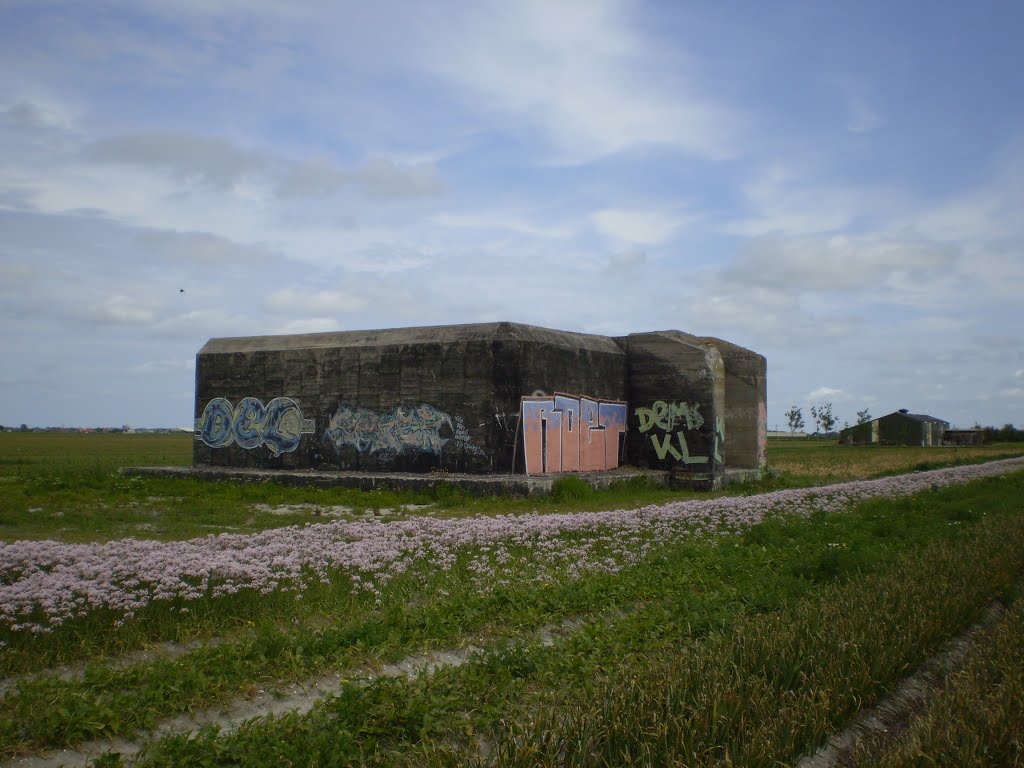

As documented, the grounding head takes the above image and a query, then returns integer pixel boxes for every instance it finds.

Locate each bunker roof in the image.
[199,321,625,355]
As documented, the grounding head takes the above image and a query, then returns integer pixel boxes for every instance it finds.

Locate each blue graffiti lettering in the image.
[324,403,482,457]
[195,397,315,456]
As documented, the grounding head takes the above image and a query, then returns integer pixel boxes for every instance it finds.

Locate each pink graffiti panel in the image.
[554,394,580,472]
[599,401,628,470]
[521,393,628,474]
[545,408,563,473]
[520,397,548,475]
[579,397,605,472]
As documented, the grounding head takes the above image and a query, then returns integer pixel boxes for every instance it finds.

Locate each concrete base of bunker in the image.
[191,321,766,490]
[122,465,766,497]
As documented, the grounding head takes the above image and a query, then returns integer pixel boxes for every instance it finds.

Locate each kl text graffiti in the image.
[635,400,724,464]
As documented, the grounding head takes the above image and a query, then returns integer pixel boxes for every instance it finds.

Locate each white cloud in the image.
[276,156,443,200]
[134,229,277,264]
[0,101,80,153]
[81,131,267,188]
[724,163,896,237]
[355,157,443,199]
[910,140,1024,242]
[148,309,253,339]
[606,250,647,272]
[804,386,852,403]
[416,0,739,162]
[724,233,958,293]
[278,317,341,335]
[432,212,575,239]
[264,288,368,316]
[839,81,883,134]
[276,156,349,198]
[83,295,159,326]
[129,359,194,376]
[591,209,691,245]
[908,316,970,332]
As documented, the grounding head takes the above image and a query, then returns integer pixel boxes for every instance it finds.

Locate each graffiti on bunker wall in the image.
[195,397,315,456]
[757,401,768,466]
[521,394,627,474]
[324,403,482,457]
[634,400,724,464]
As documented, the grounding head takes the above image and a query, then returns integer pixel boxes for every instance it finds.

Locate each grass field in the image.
[0,433,1022,766]
[1,432,1021,544]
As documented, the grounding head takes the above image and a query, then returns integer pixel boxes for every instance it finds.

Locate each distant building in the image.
[839,409,949,447]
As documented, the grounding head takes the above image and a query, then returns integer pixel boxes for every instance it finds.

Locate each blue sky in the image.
[1,0,1022,430]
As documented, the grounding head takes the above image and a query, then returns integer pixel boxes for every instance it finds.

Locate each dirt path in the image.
[795,600,1006,768]
[2,616,588,768]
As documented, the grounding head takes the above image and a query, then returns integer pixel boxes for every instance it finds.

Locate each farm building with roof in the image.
[839,409,950,447]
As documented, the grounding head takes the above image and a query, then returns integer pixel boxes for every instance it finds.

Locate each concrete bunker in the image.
[193,322,766,489]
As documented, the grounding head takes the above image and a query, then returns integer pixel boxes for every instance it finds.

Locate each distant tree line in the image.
[782,408,1024,443]
[978,424,1024,442]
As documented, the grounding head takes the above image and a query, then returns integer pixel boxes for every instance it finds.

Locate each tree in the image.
[810,403,836,434]
[785,405,804,434]
[856,408,872,425]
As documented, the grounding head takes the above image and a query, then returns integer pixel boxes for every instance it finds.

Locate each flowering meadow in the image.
[2,444,1024,766]
[3,457,1022,638]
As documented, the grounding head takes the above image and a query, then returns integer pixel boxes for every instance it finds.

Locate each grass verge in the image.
[854,596,1024,768]
[114,496,1024,767]
[1,470,1022,762]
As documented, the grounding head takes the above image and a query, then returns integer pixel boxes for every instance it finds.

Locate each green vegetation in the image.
[1,433,1023,765]
[2,432,1022,544]
[767,436,1024,483]
[855,598,1024,767]
[8,479,1015,766]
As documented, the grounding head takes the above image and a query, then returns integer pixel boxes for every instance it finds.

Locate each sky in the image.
[1,0,1022,431]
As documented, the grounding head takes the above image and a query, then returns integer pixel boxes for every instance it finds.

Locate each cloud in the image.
[804,386,852,403]
[431,212,574,239]
[724,233,958,292]
[355,157,443,199]
[0,101,79,152]
[276,156,349,198]
[148,309,254,339]
[129,359,194,376]
[606,250,647,272]
[910,137,1024,242]
[276,156,443,200]
[839,81,883,134]
[82,295,160,326]
[723,162,893,237]
[278,317,341,335]
[81,131,267,188]
[416,0,739,162]
[134,229,277,264]
[264,287,368,315]
[907,315,970,333]
[591,208,691,245]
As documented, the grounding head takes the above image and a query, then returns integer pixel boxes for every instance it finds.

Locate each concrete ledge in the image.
[120,465,764,496]
[120,466,667,497]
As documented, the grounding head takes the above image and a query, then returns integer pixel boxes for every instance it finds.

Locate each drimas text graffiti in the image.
[634,400,724,464]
